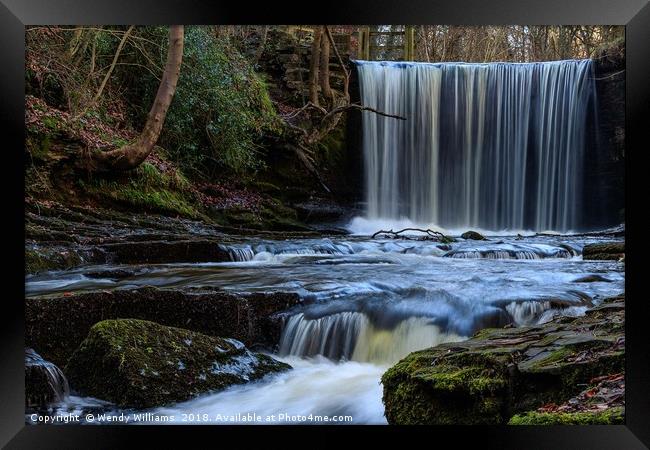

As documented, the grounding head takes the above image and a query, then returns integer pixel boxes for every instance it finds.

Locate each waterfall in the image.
[356,59,596,232]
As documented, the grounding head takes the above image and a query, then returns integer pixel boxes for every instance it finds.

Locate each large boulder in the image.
[65,319,291,408]
[25,287,301,368]
[381,295,625,425]
[582,242,624,260]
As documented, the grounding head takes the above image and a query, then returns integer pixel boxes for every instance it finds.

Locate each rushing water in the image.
[26,232,624,424]
[356,59,596,232]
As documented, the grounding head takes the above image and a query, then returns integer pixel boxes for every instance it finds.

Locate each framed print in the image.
[1,0,648,447]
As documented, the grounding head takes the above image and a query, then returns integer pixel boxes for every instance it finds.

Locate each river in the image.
[25,222,624,424]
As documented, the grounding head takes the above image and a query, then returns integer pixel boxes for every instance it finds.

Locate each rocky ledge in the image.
[25,201,342,274]
[582,242,625,261]
[65,319,290,408]
[381,294,624,425]
[26,287,301,368]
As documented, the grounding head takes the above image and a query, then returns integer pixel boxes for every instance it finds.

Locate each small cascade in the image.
[223,241,355,263]
[444,245,575,259]
[279,312,365,361]
[505,301,552,325]
[225,245,255,262]
[279,312,463,364]
[25,348,70,408]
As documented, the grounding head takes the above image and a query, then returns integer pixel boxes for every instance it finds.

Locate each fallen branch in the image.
[371,228,453,242]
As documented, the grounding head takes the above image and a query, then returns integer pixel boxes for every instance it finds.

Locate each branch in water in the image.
[371,228,453,242]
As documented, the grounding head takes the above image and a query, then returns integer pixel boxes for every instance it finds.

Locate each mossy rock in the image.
[65,319,291,408]
[382,295,625,424]
[508,407,624,425]
[382,349,508,424]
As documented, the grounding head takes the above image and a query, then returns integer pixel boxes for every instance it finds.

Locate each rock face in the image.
[461,231,486,241]
[582,242,624,260]
[381,295,624,425]
[25,348,69,409]
[585,41,625,228]
[101,240,231,264]
[65,319,291,408]
[25,202,235,273]
[25,287,301,368]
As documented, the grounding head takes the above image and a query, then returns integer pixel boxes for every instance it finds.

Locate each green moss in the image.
[508,407,624,425]
[526,347,574,371]
[414,365,507,394]
[86,162,202,219]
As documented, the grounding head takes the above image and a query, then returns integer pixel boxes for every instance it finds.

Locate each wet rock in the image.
[25,287,301,367]
[25,348,69,409]
[573,274,612,283]
[582,242,624,260]
[381,294,625,425]
[101,240,231,264]
[65,319,291,408]
[460,231,486,241]
[84,268,138,279]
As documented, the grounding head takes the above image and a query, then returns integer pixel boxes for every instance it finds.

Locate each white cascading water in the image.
[279,312,464,365]
[356,59,596,232]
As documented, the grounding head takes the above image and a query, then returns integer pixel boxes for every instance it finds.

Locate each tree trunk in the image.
[81,25,184,172]
[308,26,322,106]
[319,26,332,102]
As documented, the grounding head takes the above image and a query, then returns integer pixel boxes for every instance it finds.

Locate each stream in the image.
[25,224,624,425]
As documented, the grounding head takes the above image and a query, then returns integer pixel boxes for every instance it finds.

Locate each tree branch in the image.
[323,103,406,121]
[93,25,135,103]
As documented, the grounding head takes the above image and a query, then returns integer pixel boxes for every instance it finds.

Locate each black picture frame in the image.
[2,0,647,447]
